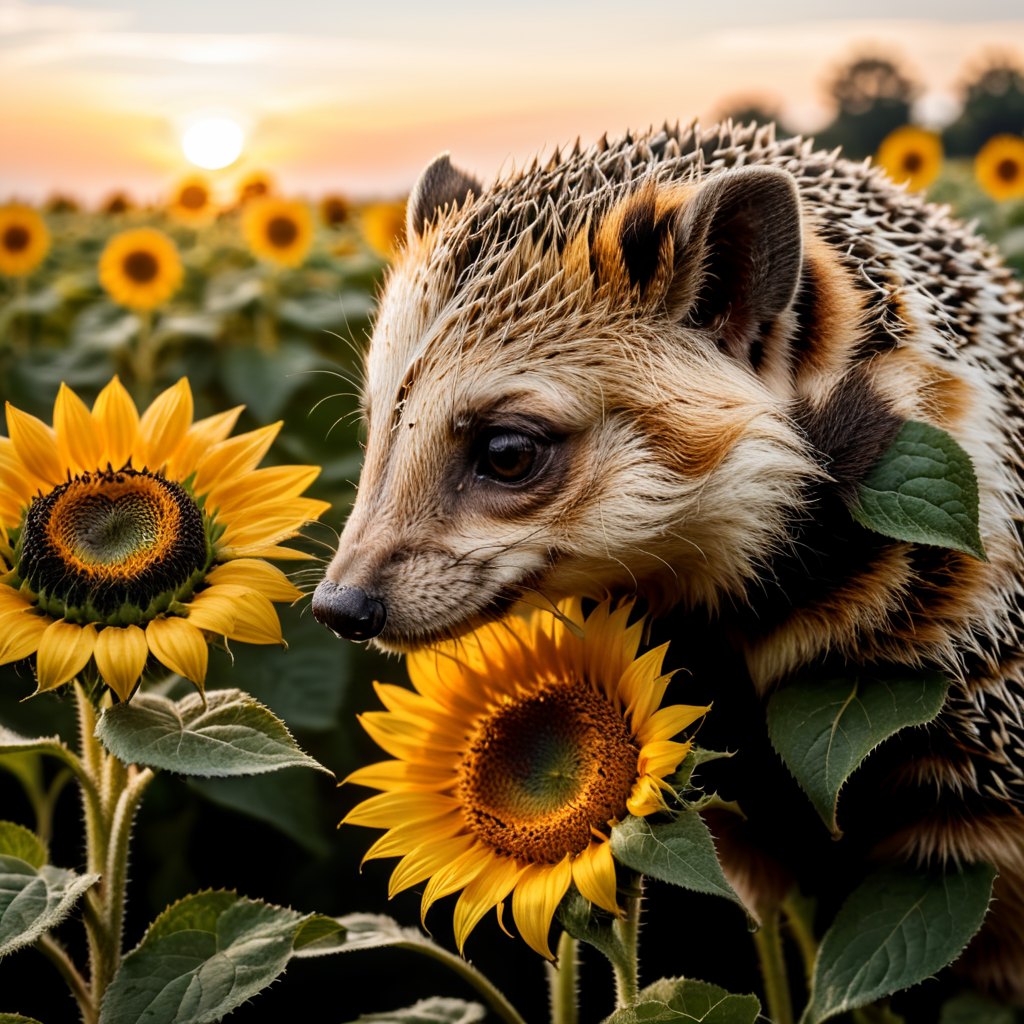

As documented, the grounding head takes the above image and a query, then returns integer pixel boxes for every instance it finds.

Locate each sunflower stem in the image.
[782,889,819,989]
[753,905,794,1024]
[612,874,643,1008]
[546,930,579,1024]
[35,932,97,1024]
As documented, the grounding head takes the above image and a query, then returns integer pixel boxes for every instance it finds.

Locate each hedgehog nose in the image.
[311,581,387,641]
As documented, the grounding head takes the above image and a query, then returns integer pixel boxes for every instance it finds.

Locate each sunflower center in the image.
[996,158,1020,183]
[18,467,208,623]
[180,185,208,210]
[3,225,30,253]
[457,679,638,863]
[267,216,298,248]
[123,250,159,284]
[902,151,923,173]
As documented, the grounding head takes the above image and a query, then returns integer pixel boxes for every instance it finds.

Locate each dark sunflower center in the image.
[18,467,208,623]
[180,185,207,210]
[3,225,30,253]
[902,151,923,173]
[267,216,298,248]
[996,158,1019,183]
[457,679,638,863]
[123,250,159,284]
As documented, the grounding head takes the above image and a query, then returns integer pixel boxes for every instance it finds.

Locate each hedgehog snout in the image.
[311,580,388,641]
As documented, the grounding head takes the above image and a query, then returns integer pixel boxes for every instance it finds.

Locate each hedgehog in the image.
[312,121,1024,995]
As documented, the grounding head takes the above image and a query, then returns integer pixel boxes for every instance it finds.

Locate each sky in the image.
[2,0,1024,202]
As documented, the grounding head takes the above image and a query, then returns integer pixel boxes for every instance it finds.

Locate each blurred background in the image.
[2,0,1024,1021]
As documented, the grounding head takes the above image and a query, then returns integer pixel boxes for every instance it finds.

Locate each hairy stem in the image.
[612,875,643,1008]
[782,889,819,989]
[546,930,579,1024]
[753,906,794,1024]
[35,933,96,1024]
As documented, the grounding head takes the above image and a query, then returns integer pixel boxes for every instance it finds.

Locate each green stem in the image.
[546,930,579,1024]
[782,890,819,989]
[396,940,529,1024]
[612,875,643,1008]
[35,932,97,1024]
[753,906,794,1024]
[35,767,74,845]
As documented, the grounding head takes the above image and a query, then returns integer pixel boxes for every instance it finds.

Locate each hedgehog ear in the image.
[669,165,803,368]
[406,153,482,239]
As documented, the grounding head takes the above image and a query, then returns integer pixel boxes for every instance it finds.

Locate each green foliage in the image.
[556,885,632,971]
[944,60,1024,157]
[939,992,1017,1024]
[342,998,486,1024]
[766,667,949,836]
[803,863,996,1023]
[0,822,47,869]
[601,977,760,1023]
[94,688,331,777]
[852,421,987,560]
[0,1015,46,1024]
[291,912,429,958]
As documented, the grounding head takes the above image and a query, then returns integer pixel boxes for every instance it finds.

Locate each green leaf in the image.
[767,668,949,837]
[0,1015,46,1024]
[0,854,99,956]
[666,746,733,794]
[291,912,423,958]
[852,420,987,560]
[95,689,332,777]
[609,813,748,917]
[342,998,486,1024]
[0,821,47,869]
[637,978,761,1023]
[219,342,324,422]
[98,891,312,1024]
[0,725,69,761]
[938,992,1015,1024]
[292,914,345,951]
[803,863,997,1024]
[600,1003,690,1023]
[556,885,632,977]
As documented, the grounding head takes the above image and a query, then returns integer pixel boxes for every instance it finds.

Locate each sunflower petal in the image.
[204,465,321,515]
[572,840,621,916]
[138,378,193,469]
[343,759,458,792]
[617,644,671,726]
[0,611,48,666]
[54,383,102,474]
[637,739,691,780]
[0,584,32,616]
[626,775,669,818]
[356,713,462,766]
[167,406,243,481]
[5,403,61,485]
[0,438,39,504]
[342,791,460,829]
[452,854,526,954]
[182,585,244,635]
[203,559,303,602]
[361,811,466,864]
[146,616,208,690]
[511,856,573,960]
[388,833,477,898]
[421,843,492,927]
[36,620,97,692]
[217,498,332,552]
[635,703,710,747]
[94,624,148,701]
[229,544,311,561]
[193,422,281,495]
[225,591,285,646]
[92,376,139,470]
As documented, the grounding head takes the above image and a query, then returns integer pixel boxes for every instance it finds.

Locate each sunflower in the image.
[169,177,217,227]
[0,377,329,701]
[361,201,406,258]
[0,205,51,277]
[237,171,274,205]
[321,194,350,228]
[242,198,314,268]
[102,193,134,215]
[875,126,943,192]
[99,228,184,311]
[343,600,709,960]
[975,134,1024,202]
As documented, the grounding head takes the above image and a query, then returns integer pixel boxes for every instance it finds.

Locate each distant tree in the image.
[944,55,1024,157]
[814,56,919,160]
[714,97,790,137]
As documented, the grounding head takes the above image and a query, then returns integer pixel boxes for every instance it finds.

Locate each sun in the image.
[182,118,244,171]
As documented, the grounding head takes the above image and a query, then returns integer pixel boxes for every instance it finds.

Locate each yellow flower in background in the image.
[320,194,350,228]
[343,600,709,960]
[975,134,1024,202]
[169,177,217,227]
[875,126,943,192]
[0,377,330,701]
[237,171,274,205]
[242,198,314,268]
[361,201,406,258]
[102,193,134,215]
[0,205,51,277]
[99,228,184,311]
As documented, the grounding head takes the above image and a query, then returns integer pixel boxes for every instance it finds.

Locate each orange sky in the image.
[3,1,1024,202]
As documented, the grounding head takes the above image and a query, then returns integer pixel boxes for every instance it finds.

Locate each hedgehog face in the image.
[314,147,817,651]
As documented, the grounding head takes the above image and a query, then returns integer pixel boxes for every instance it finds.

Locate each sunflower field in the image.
[2,145,1024,1024]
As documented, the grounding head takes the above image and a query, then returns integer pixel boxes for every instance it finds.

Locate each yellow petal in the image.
[511,856,573,960]
[342,791,460,829]
[36,620,97,692]
[92,376,139,470]
[356,713,462,766]
[361,811,466,864]
[0,610,48,665]
[637,739,691,780]
[421,843,492,927]
[617,645,671,724]
[635,704,710,747]
[53,383,101,474]
[228,544,311,561]
[0,584,32,616]
[5,403,61,485]
[225,591,284,646]
[146,616,209,690]
[0,436,43,502]
[182,585,244,635]
[94,624,148,701]
[343,759,458,792]
[359,711,465,755]
[572,840,621,916]
[205,465,321,515]
[388,833,477,898]
[138,377,193,470]
[452,854,526,954]
[217,498,332,552]
[193,422,281,495]
[627,776,669,818]
[0,484,27,529]
[167,406,243,481]
[372,682,471,745]
[203,559,303,602]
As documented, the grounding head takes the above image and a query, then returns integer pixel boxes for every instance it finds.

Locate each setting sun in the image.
[182,117,244,170]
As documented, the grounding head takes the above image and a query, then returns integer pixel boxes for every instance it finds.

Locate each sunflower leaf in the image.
[0,821,47,869]
[851,420,987,560]
[766,668,948,838]
[667,745,734,795]
[557,885,631,973]
[94,689,333,777]
[0,1015,46,1024]
[291,912,433,958]
[802,863,996,1024]
[610,977,762,1024]
[609,813,749,919]
[341,997,486,1024]
[599,1002,690,1023]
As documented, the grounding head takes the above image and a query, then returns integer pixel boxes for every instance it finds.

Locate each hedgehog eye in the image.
[478,432,538,483]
